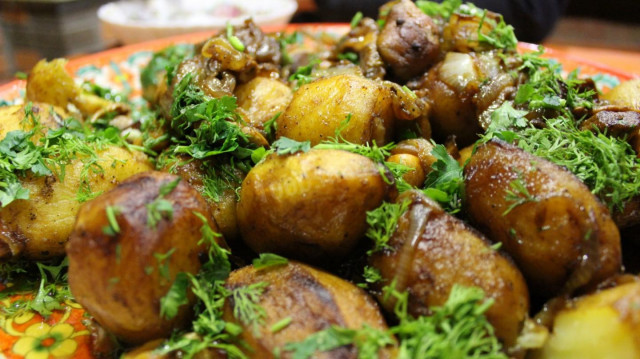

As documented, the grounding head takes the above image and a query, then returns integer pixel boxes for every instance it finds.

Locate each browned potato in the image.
[464,140,622,297]
[67,171,224,344]
[236,149,392,262]
[0,145,152,259]
[235,77,292,132]
[377,0,440,80]
[223,261,395,359]
[530,281,640,359]
[390,137,437,175]
[369,190,529,349]
[276,74,395,146]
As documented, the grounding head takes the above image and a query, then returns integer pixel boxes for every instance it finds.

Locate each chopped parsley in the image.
[146,177,180,229]
[365,200,411,255]
[422,144,465,214]
[272,137,311,155]
[252,253,288,270]
[140,43,194,89]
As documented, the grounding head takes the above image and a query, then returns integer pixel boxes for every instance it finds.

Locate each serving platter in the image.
[0,23,636,359]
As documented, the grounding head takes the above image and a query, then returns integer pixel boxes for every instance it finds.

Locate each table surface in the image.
[543,43,640,77]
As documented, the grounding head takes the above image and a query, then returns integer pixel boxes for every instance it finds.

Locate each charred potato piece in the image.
[223,261,395,359]
[0,145,152,259]
[277,74,395,146]
[377,0,440,80]
[235,77,292,132]
[236,149,392,262]
[67,171,223,344]
[464,140,621,297]
[369,190,529,349]
[530,281,640,359]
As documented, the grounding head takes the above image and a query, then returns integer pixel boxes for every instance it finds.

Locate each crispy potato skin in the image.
[277,74,395,146]
[369,190,529,349]
[0,146,152,259]
[530,281,640,359]
[223,261,395,359]
[236,149,392,262]
[464,140,621,297]
[235,77,292,132]
[67,171,222,344]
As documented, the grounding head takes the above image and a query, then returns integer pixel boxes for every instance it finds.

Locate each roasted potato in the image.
[67,171,223,344]
[235,77,292,132]
[276,74,395,146]
[369,190,529,349]
[223,261,395,359]
[236,149,392,262]
[0,145,152,259]
[530,281,640,359]
[464,140,622,297]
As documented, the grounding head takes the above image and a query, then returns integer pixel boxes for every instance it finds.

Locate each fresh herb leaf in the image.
[229,281,269,335]
[422,144,465,213]
[289,59,320,89]
[160,272,191,320]
[146,178,180,229]
[270,317,292,333]
[350,11,364,28]
[366,200,410,255]
[226,23,246,52]
[272,137,311,155]
[141,43,194,88]
[253,253,288,270]
[416,0,462,20]
[502,170,537,215]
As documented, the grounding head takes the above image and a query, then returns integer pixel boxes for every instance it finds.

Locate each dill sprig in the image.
[365,200,411,255]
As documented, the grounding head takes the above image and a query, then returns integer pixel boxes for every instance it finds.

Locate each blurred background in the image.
[0,0,638,82]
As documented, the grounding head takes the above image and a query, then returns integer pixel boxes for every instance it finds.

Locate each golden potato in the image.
[67,171,223,344]
[601,79,640,110]
[386,153,425,187]
[26,59,126,118]
[276,74,395,146]
[235,77,292,132]
[223,261,395,359]
[530,281,640,359]
[0,102,69,140]
[464,140,621,298]
[236,149,392,262]
[369,190,529,349]
[390,138,437,175]
[0,145,152,259]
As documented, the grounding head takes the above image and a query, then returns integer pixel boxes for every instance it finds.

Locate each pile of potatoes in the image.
[3,1,640,358]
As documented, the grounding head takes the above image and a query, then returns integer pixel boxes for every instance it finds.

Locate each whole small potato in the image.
[0,145,152,259]
[223,261,395,359]
[530,281,640,359]
[465,140,621,298]
[277,74,395,146]
[236,149,392,262]
[369,190,529,350]
[67,171,224,344]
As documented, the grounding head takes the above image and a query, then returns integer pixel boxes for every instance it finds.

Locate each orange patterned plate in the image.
[0,24,635,359]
